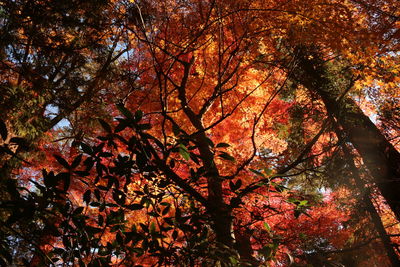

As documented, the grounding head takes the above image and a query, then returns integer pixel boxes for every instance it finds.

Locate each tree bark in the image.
[175,59,235,249]
[234,226,258,265]
[291,48,400,221]
[339,136,400,266]
[365,192,400,266]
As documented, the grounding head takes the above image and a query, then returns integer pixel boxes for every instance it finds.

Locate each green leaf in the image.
[74,170,89,177]
[162,205,170,215]
[52,247,65,255]
[273,182,287,192]
[116,231,124,244]
[137,123,151,130]
[229,180,235,191]
[98,152,113,158]
[264,168,273,175]
[179,144,190,161]
[216,142,230,148]
[98,118,112,133]
[127,204,144,210]
[135,110,143,122]
[0,119,7,141]
[71,154,82,169]
[114,119,128,133]
[235,179,242,190]
[90,202,101,207]
[74,207,84,215]
[9,137,29,151]
[94,189,101,200]
[205,137,214,147]
[172,230,178,239]
[169,159,175,168]
[218,152,235,162]
[229,256,238,265]
[117,104,134,119]
[86,226,103,234]
[150,222,156,234]
[113,189,126,205]
[83,190,91,205]
[43,170,55,188]
[263,222,271,232]
[98,215,104,226]
[172,124,181,136]
[189,152,200,165]
[54,155,70,169]
[294,209,301,218]
[139,223,148,233]
[259,245,272,259]
[57,172,71,191]
[229,179,242,191]
[80,143,93,155]
[299,233,307,240]
[250,168,264,177]
[299,200,308,206]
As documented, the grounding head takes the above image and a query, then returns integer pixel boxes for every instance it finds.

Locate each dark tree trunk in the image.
[291,48,400,221]
[365,193,400,266]
[175,60,235,250]
[339,138,400,266]
[234,226,258,265]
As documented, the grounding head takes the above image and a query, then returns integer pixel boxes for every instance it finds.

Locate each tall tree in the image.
[1,0,400,266]
[0,0,128,264]
[289,48,400,221]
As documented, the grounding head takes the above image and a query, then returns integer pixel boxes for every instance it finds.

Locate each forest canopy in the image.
[0,0,399,266]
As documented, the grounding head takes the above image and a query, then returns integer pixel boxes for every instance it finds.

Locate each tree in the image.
[286,48,400,221]
[1,0,400,266]
[0,0,128,264]
[0,0,130,152]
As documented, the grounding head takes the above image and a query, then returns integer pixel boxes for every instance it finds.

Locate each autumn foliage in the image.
[1,0,400,266]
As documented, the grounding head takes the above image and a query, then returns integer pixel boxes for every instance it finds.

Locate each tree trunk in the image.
[234,226,258,265]
[339,137,400,266]
[365,192,400,266]
[291,48,400,221]
[175,60,235,250]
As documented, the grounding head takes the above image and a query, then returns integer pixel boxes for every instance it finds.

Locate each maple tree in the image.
[1,0,399,266]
